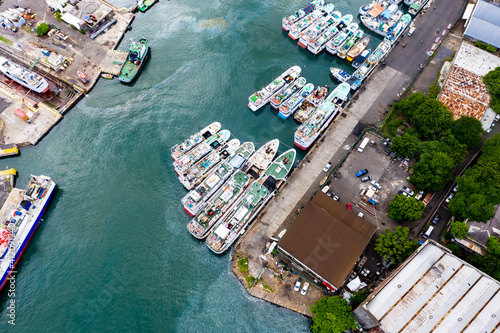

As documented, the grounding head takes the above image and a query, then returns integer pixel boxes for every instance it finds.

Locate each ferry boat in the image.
[282,0,324,31]
[294,85,329,123]
[346,36,370,62]
[0,175,56,291]
[206,149,296,254]
[118,38,149,83]
[241,139,280,180]
[173,130,230,175]
[408,0,429,15]
[0,57,49,93]
[384,14,411,44]
[137,0,158,12]
[307,14,352,55]
[294,83,349,150]
[179,139,240,190]
[182,142,255,217]
[330,67,351,83]
[297,8,339,48]
[270,77,306,110]
[248,66,301,112]
[352,49,371,69]
[288,3,333,40]
[278,83,314,119]
[171,122,221,161]
[337,29,363,59]
[325,22,357,55]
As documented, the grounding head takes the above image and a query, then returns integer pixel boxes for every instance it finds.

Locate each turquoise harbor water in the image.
[1,0,381,331]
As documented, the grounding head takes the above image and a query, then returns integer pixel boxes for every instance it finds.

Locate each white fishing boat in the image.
[297,7,338,48]
[170,122,221,161]
[325,22,357,55]
[288,3,333,40]
[294,83,349,150]
[206,149,296,254]
[307,14,352,55]
[404,0,416,6]
[359,0,384,15]
[278,83,314,119]
[282,0,324,31]
[241,139,280,180]
[173,130,230,175]
[293,85,329,123]
[408,0,430,15]
[182,142,255,217]
[178,139,240,191]
[330,67,351,83]
[248,66,301,112]
[384,14,411,44]
[270,77,306,110]
[337,29,364,59]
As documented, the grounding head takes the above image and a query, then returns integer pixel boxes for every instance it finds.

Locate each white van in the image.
[321,185,330,194]
[408,27,416,36]
[423,226,434,239]
[358,138,370,153]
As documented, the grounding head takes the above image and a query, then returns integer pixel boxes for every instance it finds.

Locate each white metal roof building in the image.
[464,0,500,49]
[354,240,500,332]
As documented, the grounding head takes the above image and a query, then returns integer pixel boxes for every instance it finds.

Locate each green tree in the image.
[483,67,500,113]
[310,296,357,333]
[391,134,420,158]
[36,22,50,36]
[398,92,427,120]
[375,226,419,263]
[387,195,425,222]
[450,221,469,239]
[411,99,454,140]
[452,116,484,149]
[481,134,500,164]
[487,236,500,257]
[349,291,368,309]
[410,152,455,192]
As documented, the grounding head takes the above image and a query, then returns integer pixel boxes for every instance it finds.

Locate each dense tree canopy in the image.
[375,226,419,263]
[450,221,469,239]
[410,152,455,192]
[452,116,484,149]
[468,236,500,281]
[391,134,420,158]
[483,67,500,114]
[450,135,500,222]
[310,296,357,333]
[387,195,425,222]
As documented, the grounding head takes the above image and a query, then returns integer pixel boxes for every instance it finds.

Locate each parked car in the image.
[323,162,332,173]
[301,282,310,296]
[492,122,496,127]
[346,203,352,210]
[356,169,368,177]
[398,190,409,197]
[432,214,441,225]
[402,186,414,196]
[361,176,372,182]
[453,185,458,192]
[332,194,339,201]
[294,278,302,292]
[434,37,440,44]
[445,193,454,203]
[441,30,447,37]
[495,114,500,121]
[447,23,452,30]
[487,127,492,133]
[431,44,438,51]
[371,180,381,189]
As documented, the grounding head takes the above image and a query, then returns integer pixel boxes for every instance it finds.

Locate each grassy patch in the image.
[245,275,256,287]
[0,35,13,46]
[262,282,275,293]
[444,52,455,62]
[237,257,249,273]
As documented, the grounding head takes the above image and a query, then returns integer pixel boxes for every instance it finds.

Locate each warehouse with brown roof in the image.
[277,191,377,290]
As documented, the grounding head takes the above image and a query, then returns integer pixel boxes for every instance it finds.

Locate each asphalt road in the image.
[387,0,466,75]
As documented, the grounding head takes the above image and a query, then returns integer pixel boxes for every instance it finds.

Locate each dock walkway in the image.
[98,50,128,76]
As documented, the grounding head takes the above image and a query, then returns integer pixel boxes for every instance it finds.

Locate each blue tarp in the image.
[380,9,392,20]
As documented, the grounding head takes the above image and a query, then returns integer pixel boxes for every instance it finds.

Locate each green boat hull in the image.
[119,38,149,84]
[138,0,158,12]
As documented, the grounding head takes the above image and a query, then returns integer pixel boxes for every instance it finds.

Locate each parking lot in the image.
[325,132,419,232]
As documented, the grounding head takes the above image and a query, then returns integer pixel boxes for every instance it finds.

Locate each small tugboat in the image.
[77,70,89,84]
[137,0,158,12]
[119,37,149,84]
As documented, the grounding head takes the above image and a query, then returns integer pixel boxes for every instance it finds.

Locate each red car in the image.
[346,203,352,210]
